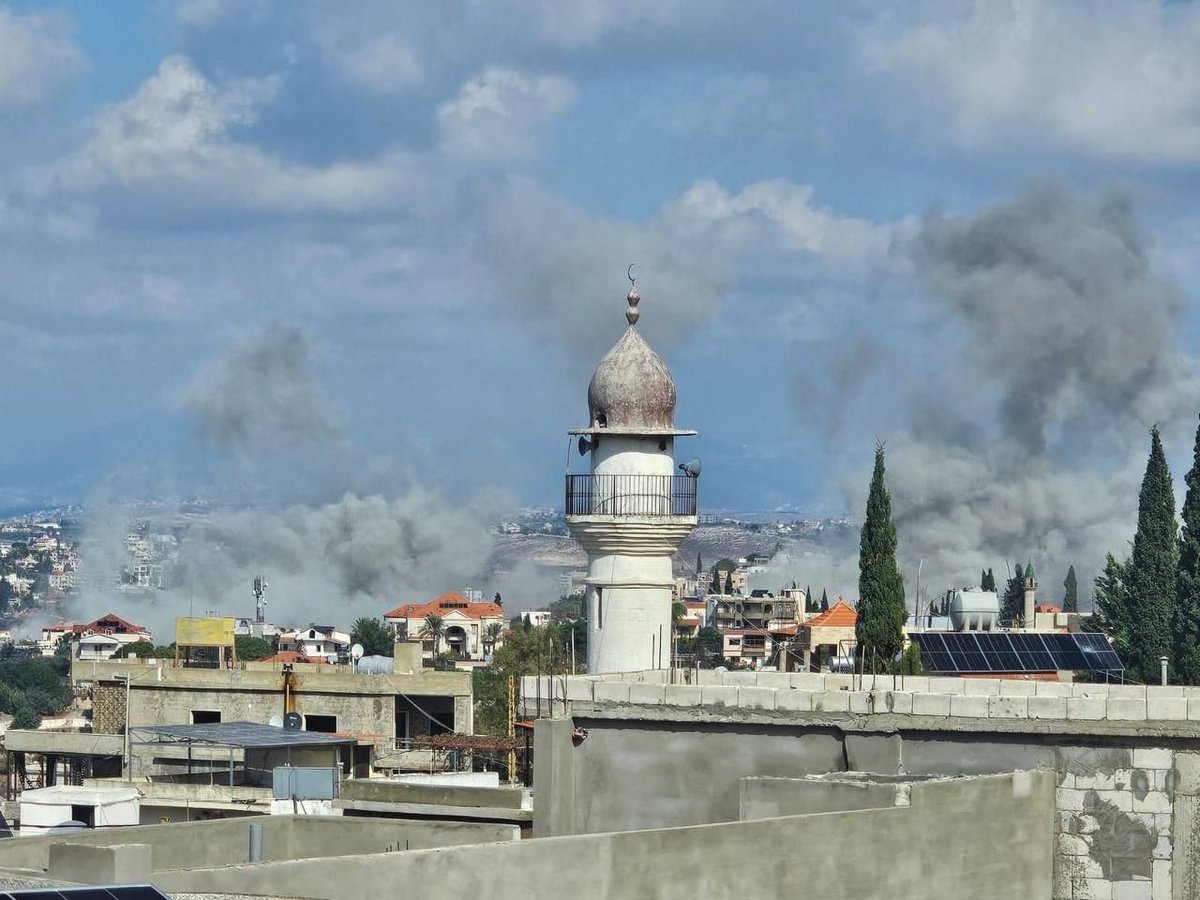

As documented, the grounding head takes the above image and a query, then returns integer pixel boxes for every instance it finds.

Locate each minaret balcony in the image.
[565,473,697,518]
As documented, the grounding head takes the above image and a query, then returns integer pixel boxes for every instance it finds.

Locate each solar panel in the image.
[910,631,1123,674]
[1,886,170,899]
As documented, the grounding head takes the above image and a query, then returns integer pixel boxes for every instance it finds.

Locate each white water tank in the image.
[949,588,999,631]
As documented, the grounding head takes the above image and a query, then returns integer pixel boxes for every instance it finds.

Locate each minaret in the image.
[566,275,699,673]
[1023,560,1037,629]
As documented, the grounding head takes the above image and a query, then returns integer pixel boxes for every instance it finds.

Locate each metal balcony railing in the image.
[565,473,698,517]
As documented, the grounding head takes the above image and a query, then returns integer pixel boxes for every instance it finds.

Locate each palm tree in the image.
[419,614,446,657]
[483,622,505,656]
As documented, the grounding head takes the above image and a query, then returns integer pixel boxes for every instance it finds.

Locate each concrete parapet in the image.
[848,692,874,714]
[888,692,914,715]
[775,689,813,712]
[927,677,967,695]
[593,682,631,704]
[1146,696,1187,720]
[700,685,739,707]
[722,671,757,686]
[564,679,594,703]
[988,696,1028,718]
[963,678,1001,696]
[49,842,151,885]
[1067,697,1106,720]
[738,687,776,711]
[949,695,989,718]
[1034,682,1073,697]
[896,676,929,693]
[627,683,665,706]
[789,672,825,691]
[1028,696,1067,719]
[812,691,850,713]
[663,684,703,706]
[912,693,951,717]
[754,672,790,689]
[998,680,1038,697]
[1071,683,1111,698]
[1105,698,1147,721]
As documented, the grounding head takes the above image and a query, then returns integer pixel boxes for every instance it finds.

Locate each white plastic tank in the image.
[949,588,999,631]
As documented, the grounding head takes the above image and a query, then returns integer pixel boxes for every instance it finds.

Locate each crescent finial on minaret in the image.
[626,264,640,325]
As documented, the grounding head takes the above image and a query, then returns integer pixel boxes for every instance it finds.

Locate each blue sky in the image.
[3,0,1200,594]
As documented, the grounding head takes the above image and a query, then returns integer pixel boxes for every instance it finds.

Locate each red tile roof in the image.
[67,613,148,635]
[805,599,857,628]
[384,591,504,621]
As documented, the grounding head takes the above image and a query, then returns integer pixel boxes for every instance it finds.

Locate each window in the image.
[191,710,221,724]
[69,805,94,828]
[596,587,603,629]
[304,714,337,733]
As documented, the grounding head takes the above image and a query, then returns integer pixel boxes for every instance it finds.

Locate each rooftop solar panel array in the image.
[910,631,1123,674]
[1,886,169,899]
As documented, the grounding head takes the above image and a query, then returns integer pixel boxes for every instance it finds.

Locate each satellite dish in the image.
[283,712,302,730]
[351,643,364,661]
[577,436,593,456]
[678,458,702,478]
[268,714,284,728]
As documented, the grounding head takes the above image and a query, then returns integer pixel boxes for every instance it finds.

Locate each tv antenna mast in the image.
[253,575,268,625]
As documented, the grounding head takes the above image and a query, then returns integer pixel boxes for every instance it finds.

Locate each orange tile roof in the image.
[805,599,857,628]
[677,617,701,627]
[384,591,504,621]
[263,651,327,664]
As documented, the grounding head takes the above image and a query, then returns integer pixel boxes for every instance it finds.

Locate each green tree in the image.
[473,624,574,735]
[671,600,687,627]
[419,614,446,658]
[1122,426,1179,682]
[1176,415,1200,684]
[351,617,394,657]
[1000,563,1025,624]
[805,585,814,613]
[12,706,40,730]
[724,572,734,595]
[856,444,906,670]
[483,622,505,657]
[820,589,829,612]
[1063,565,1079,613]
[692,627,723,666]
[986,568,995,592]
[710,569,721,594]
[1091,554,1131,657]
[235,635,275,661]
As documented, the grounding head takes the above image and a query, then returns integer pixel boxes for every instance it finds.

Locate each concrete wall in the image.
[152,772,1053,900]
[533,707,1200,900]
[0,815,517,874]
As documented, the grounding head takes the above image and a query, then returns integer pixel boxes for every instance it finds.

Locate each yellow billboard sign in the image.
[175,616,236,647]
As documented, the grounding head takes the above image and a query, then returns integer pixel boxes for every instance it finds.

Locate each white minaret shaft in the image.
[566,275,698,673]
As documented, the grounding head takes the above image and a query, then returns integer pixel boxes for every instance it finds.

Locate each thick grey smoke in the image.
[72,326,515,638]
[769,184,1200,609]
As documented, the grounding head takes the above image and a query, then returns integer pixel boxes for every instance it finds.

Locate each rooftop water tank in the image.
[949,588,999,632]
[355,655,394,675]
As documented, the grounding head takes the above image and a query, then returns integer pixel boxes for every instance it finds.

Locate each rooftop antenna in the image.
[253,575,268,625]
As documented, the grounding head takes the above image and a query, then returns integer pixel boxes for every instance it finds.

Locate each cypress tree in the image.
[821,588,829,612]
[805,585,814,613]
[1063,566,1078,613]
[1175,415,1200,685]
[987,568,995,593]
[710,569,720,594]
[724,572,734,595]
[696,552,703,582]
[1123,426,1179,683]
[1001,563,1025,624]
[856,444,906,670]
[980,568,988,591]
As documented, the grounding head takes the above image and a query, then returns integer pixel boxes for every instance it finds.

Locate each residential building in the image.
[383,592,505,661]
[277,626,351,661]
[39,613,152,658]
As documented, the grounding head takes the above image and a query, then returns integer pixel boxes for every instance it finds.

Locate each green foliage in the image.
[1091,553,1131,657]
[1123,427,1179,682]
[350,617,394,657]
[820,589,829,612]
[0,658,69,719]
[474,624,575,735]
[856,444,906,669]
[419,614,446,657]
[1000,563,1025,624]
[1176,415,1200,684]
[805,585,814,613]
[710,570,720,593]
[724,572,733,595]
[895,643,924,676]
[235,635,275,661]
[671,601,687,624]
[11,706,40,730]
[113,641,173,659]
[1063,565,1079,613]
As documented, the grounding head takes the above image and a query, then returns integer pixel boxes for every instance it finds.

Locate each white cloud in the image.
[43,56,433,215]
[325,32,423,95]
[661,179,901,269]
[0,5,84,111]
[438,68,577,163]
[861,0,1200,163]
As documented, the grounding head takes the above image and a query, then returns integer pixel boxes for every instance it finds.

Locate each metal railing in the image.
[564,473,698,517]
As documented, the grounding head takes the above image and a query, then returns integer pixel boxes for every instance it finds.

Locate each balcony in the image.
[565,473,698,518]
